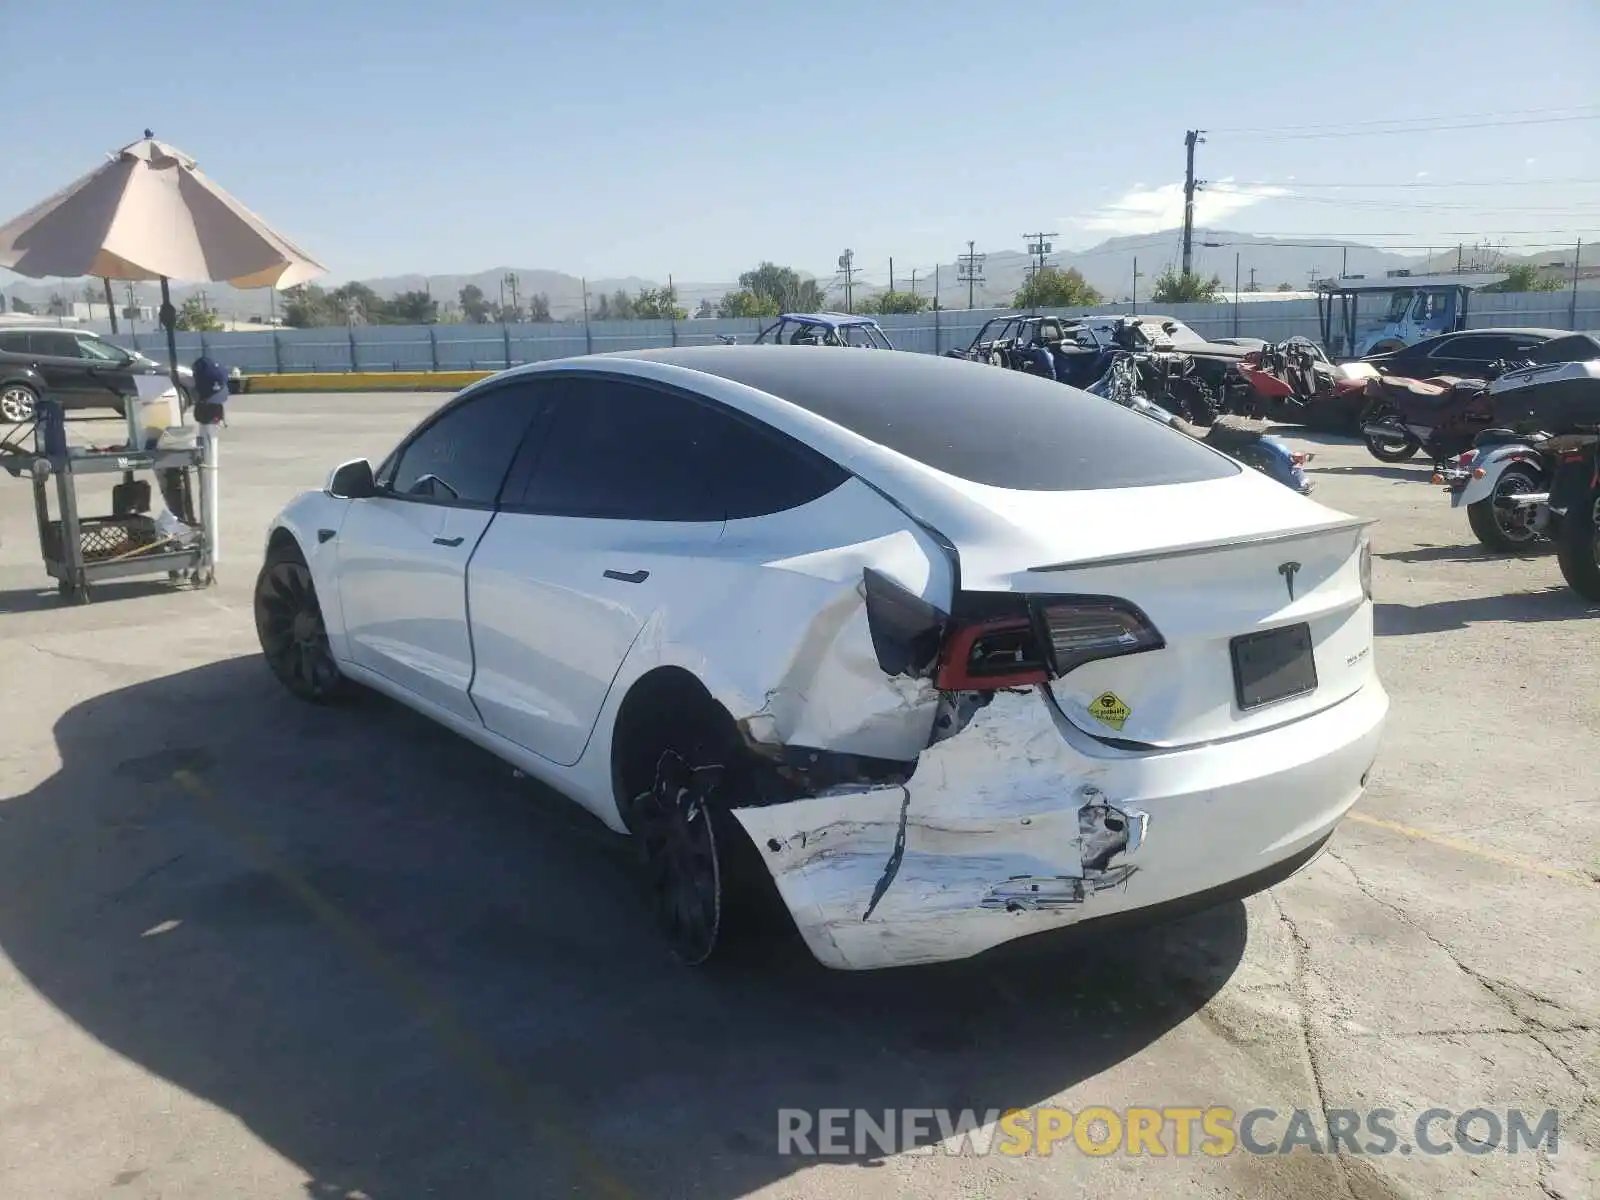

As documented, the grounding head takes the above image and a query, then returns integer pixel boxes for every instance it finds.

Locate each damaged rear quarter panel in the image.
[610,476,957,763]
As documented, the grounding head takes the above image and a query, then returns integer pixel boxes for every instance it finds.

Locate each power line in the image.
[1207,104,1599,135]
[1219,177,1600,189]
[1213,114,1600,141]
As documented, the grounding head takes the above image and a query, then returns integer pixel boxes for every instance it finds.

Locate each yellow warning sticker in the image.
[1087,692,1132,731]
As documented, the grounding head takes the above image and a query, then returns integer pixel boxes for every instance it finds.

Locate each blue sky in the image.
[2,0,1597,287]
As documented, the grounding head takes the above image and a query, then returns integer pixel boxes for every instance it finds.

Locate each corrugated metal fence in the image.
[106,290,1600,374]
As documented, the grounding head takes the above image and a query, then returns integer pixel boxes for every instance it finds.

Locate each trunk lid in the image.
[933,474,1375,748]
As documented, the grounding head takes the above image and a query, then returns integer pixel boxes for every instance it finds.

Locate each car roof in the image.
[1396,328,1568,349]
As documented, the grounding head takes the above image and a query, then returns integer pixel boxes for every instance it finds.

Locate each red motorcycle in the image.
[1230,338,1379,431]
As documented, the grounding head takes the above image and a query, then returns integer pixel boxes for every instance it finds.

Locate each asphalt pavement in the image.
[0,394,1594,1200]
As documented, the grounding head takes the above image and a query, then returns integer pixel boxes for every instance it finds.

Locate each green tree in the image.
[388,290,438,323]
[282,284,337,327]
[1483,263,1561,293]
[330,282,384,324]
[736,261,827,312]
[526,292,553,322]
[1012,266,1103,310]
[46,292,69,317]
[459,283,493,324]
[715,289,780,319]
[694,298,715,318]
[1276,282,1294,292]
[1150,268,1223,303]
[634,285,686,320]
[10,296,35,314]
[860,289,929,315]
[175,295,223,332]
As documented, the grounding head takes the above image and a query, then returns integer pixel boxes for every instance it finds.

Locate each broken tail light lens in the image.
[932,596,1163,691]
[1035,599,1165,675]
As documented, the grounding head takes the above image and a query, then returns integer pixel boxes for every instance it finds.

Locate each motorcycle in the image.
[1231,337,1378,430]
[1435,428,1556,552]
[1087,352,1312,493]
[1357,360,1521,466]
[1551,434,1600,600]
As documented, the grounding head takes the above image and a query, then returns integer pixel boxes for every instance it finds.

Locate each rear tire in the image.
[1360,401,1421,462]
[1466,463,1544,553]
[1556,489,1600,600]
[621,695,769,966]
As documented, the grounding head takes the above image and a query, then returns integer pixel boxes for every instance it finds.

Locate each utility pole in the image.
[1341,247,1348,278]
[1571,238,1583,329]
[958,240,986,310]
[102,278,118,334]
[1022,231,1057,283]
[1181,129,1205,277]
[909,268,918,298]
[889,257,894,293]
[581,277,592,355]
[1131,257,1142,314]
[1233,252,1241,337]
[1456,244,1464,274]
[836,249,860,313]
[125,281,140,333]
[1247,266,1258,292]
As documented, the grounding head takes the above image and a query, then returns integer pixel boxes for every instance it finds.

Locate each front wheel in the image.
[253,544,351,701]
[1556,489,1600,600]
[1466,463,1546,552]
[1360,401,1421,462]
[1,382,38,424]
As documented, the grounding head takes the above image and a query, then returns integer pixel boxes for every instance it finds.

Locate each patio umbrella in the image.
[0,130,325,386]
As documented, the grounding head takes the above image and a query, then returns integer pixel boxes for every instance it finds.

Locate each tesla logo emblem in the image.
[1278,561,1302,601]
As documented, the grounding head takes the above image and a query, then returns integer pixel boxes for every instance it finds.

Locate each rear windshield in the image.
[626,347,1240,491]
[1529,334,1600,364]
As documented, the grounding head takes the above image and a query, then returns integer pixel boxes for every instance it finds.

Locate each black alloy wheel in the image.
[254,549,347,701]
[633,742,730,966]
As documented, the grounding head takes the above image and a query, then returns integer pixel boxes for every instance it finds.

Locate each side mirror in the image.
[326,458,374,499]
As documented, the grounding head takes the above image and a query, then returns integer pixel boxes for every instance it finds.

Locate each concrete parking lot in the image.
[0,393,1595,1200]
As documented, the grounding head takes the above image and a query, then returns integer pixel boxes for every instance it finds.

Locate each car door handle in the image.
[432,535,465,547]
[603,569,649,584]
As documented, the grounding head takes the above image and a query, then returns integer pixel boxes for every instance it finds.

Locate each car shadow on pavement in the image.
[1376,589,1597,635]
[0,656,1248,1200]
[1378,543,1552,565]
[1304,463,1430,484]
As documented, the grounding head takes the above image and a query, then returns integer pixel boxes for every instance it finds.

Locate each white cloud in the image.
[1073,182,1289,235]
[1415,170,1429,178]
[1526,157,1537,166]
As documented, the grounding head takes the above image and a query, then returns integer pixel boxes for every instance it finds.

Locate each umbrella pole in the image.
[160,276,180,394]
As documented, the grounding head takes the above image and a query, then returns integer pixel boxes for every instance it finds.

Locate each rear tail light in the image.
[862,571,1165,693]
[1037,600,1164,675]
[1358,535,1373,600]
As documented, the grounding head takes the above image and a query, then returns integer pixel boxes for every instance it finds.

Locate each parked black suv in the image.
[0,326,193,423]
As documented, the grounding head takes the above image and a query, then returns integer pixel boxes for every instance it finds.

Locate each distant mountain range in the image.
[4,231,1592,321]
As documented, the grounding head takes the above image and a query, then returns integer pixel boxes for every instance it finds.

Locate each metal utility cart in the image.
[0,416,216,603]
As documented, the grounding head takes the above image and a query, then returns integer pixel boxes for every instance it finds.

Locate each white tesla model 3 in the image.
[256,346,1388,970]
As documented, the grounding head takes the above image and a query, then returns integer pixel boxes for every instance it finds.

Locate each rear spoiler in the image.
[1028,518,1373,573]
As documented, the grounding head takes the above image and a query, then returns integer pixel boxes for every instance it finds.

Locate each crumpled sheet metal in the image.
[731,689,1149,970]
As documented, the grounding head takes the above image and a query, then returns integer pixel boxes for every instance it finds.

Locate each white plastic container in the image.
[126,376,184,447]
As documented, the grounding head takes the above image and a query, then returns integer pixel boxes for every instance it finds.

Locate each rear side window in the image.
[34,331,80,357]
[0,332,27,352]
[703,409,849,519]
[387,385,540,505]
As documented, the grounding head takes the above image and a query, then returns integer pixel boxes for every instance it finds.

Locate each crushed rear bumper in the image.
[732,682,1387,970]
